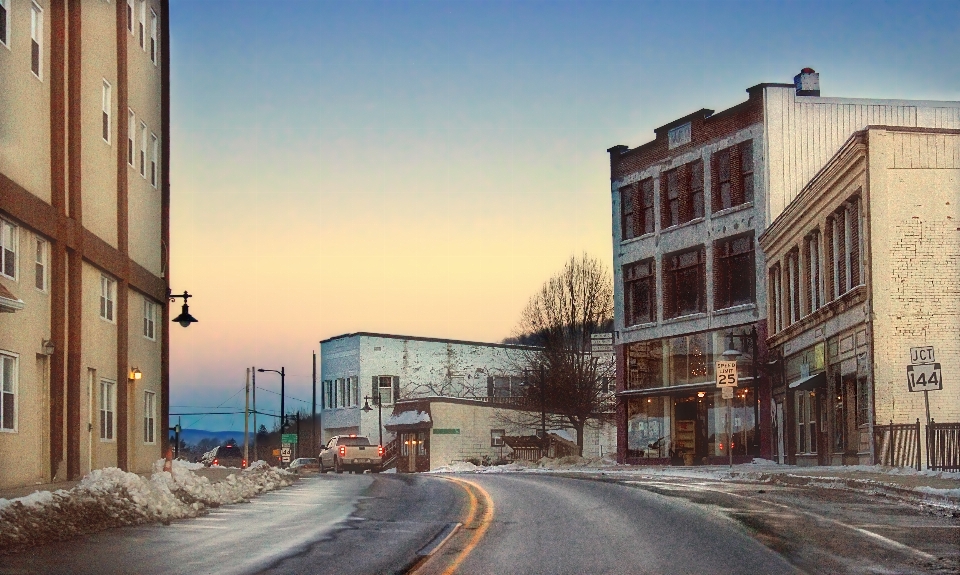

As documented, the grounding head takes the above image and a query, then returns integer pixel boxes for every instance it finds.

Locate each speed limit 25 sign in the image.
[716,361,738,387]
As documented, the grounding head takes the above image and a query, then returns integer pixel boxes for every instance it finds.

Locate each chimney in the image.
[794,68,820,97]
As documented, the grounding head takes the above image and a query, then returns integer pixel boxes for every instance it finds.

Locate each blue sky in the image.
[166,0,960,432]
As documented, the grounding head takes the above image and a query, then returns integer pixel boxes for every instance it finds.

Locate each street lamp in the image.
[361,395,383,447]
[257,367,286,433]
[721,326,760,455]
[168,290,198,327]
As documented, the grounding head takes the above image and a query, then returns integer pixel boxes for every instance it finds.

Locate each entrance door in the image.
[776,402,785,465]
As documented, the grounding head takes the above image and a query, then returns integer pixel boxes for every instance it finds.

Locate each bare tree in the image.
[502,254,615,455]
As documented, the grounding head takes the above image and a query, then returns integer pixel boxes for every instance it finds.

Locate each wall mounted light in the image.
[129,367,142,381]
[41,339,55,356]
[168,289,198,327]
[697,391,706,398]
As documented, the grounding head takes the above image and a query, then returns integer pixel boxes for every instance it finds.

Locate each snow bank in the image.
[0,459,295,555]
[384,410,431,426]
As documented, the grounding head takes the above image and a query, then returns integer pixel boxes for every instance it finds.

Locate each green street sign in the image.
[281,433,298,444]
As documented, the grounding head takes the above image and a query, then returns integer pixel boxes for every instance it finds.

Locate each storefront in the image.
[620,324,765,465]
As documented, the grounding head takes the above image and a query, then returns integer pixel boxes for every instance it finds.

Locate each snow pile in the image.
[384,410,431,426]
[0,459,295,555]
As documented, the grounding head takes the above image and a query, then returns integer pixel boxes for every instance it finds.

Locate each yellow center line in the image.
[440,477,495,575]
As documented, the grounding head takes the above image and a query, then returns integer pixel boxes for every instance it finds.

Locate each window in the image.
[624,259,655,325]
[30,2,42,78]
[796,391,816,454]
[491,429,505,447]
[769,263,783,334]
[664,247,706,319]
[150,133,158,187]
[126,0,133,33]
[663,168,680,228]
[143,297,156,340]
[620,179,654,241]
[337,378,346,408]
[139,122,147,177]
[491,376,520,397]
[1,218,17,279]
[714,234,755,309]
[639,178,654,235]
[662,161,703,228]
[100,379,116,440]
[321,380,332,409]
[712,140,754,212]
[667,332,712,385]
[100,275,116,322]
[138,0,145,49]
[143,391,156,443]
[149,9,157,64]
[102,80,112,144]
[127,110,135,166]
[620,184,635,241]
[787,250,800,325]
[349,376,358,407]
[687,160,704,220]
[1,0,9,48]
[0,353,17,431]
[805,231,822,314]
[34,237,46,291]
[376,375,396,405]
[856,377,869,426]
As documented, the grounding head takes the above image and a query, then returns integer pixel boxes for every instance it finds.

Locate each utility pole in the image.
[540,363,547,452]
[244,368,250,465]
[312,351,317,456]
[252,367,257,461]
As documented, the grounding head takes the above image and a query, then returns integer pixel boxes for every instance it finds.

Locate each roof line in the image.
[320,331,542,351]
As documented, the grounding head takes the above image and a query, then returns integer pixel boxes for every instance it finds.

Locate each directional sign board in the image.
[910,346,936,365]
[281,433,298,444]
[716,361,738,387]
[591,333,614,359]
[907,363,943,392]
[280,447,292,463]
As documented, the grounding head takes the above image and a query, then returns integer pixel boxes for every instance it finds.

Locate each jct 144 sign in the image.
[907,363,942,392]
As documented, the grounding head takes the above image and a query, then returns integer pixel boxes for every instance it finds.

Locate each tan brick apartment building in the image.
[1,0,172,489]
[608,70,960,465]
[760,127,960,466]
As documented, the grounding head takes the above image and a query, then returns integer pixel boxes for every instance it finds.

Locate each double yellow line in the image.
[413,476,495,575]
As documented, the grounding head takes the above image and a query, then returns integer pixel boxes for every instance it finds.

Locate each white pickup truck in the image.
[319,435,383,474]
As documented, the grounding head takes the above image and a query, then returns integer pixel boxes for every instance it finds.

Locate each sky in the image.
[166,0,960,432]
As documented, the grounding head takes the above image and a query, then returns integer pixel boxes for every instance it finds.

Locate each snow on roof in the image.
[385,410,431,426]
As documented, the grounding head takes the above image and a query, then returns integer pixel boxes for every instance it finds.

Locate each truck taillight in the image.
[213,458,218,466]
[378,445,384,457]
[339,445,346,457]
[242,459,247,468]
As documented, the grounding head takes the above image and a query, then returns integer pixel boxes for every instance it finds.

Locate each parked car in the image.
[319,435,383,474]
[203,441,247,468]
[288,457,320,472]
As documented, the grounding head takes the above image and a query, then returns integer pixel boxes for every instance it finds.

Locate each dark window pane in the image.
[3,248,13,277]
[2,392,12,429]
[32,41,40,75]
[103,112,109,141]
[0,7,7,45]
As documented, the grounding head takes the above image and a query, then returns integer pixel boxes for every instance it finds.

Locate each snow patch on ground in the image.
[0,460,295,555]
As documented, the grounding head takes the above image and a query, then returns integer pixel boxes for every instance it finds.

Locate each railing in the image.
[874,419,921,470]
[927,419,960,471]
[510,447,544,462]
[470,396,536,408]
[380,437,401,471]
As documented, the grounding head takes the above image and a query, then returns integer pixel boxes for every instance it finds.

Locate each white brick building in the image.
[760,126,960,466]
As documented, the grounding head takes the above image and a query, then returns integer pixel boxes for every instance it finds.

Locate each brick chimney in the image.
[794,68,820,97]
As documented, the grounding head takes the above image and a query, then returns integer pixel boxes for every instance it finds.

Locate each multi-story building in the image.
[607,69,960,465]
[760,126,960,466]
[319,332,617,470]
[1,0,172,489]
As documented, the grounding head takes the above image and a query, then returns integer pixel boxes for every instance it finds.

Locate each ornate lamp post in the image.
[362,395,383,446]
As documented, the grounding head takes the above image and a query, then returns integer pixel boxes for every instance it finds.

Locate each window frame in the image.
[127,109,136,167]
[1,218,17,280]
[139,122,147,178]
[138,0,145,50]
[0,0,10,49]
[0,352,18,432]
[143,390,156,444]
[664,246,706,319]
[102,80,112,144]
[100,275,117,323]
[620,184,635,241]
[30,2,42,79]
[126,0,133,34]
[143,297,156,340]
[378,375,394,406]
[787,249,800,325]
[149,9,157,64]
[714,233,756,310]
[100,379,116,441]
[34,236,46,292]
[150,133,158,187]
[623,258,655,326]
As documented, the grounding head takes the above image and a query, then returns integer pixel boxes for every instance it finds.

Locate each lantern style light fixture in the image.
[168,289,198,327]
[129,367,142,381]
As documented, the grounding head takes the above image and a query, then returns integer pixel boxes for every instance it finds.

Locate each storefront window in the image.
[668,332,712,385]
[706,388,755,458]
[625,340,663,390]
[626,397,668,458]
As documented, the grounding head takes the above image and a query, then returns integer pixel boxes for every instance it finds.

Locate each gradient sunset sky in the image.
[166,0,960,432]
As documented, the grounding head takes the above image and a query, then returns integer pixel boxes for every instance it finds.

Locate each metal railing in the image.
[927,419,960,471]
[873,419,921,470]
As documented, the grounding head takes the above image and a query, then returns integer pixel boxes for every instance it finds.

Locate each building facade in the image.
[318,332,617,466]
[760,126,960,466]
[1,0,171,489]
[608,70,960,465]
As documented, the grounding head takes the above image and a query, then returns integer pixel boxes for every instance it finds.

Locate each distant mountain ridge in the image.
[176,428,253,446]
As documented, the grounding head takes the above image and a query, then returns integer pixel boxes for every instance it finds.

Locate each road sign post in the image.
[908,346,943,427]
[716,361,739,468]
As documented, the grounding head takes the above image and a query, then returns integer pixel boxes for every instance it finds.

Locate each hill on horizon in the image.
[176,428,254,446]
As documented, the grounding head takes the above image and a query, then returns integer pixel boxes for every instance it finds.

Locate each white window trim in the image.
[139,122,147,178]
[127,109,136,167]
[30,2,42,79]
[102,79,112,145]
[1,218,17,281]
[126,0,134,34]
[100,379,116,441]
[1,0,11,50]
[150,133,158,188]
[100,275,116,323]
[143,297,156,340]
[143,391,156,444]
[0,351,19,433]
[34,236,46,292]
[149,9,157,64]
[138,0,145,50]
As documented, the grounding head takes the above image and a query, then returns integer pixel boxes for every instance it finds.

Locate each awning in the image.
[788,371,826,391]
[0,283,24,313]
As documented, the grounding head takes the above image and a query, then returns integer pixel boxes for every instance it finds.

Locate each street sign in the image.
[907,363,943,392]
[716,361,738,387]
[721,386,734,399]
[281,433,298,444]
[280,447,292,463]
[590,333,614,358]
[910,346,936,365]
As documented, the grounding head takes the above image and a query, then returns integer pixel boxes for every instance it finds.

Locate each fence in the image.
[873,419,921,470]
[927,419,960,471]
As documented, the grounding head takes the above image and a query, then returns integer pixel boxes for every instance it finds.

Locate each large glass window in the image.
[639,178,655,235]
[1,353,17,431]
[624,259,655,326]
[667,332,712,386]
[663,169,680,228]
[665,247,706,318]
[715,234,755,309]
[620,184,635,241]
[625,340,663,390]
[626,397,667,458]
[688,160,704,220]
[796,391,816,454]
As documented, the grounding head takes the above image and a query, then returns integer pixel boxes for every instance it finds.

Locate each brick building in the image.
[1,0,173,489]
[760,126,960,466]
[607,70,960,465]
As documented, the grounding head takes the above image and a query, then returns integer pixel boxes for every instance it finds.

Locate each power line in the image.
[254,386,312,404]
